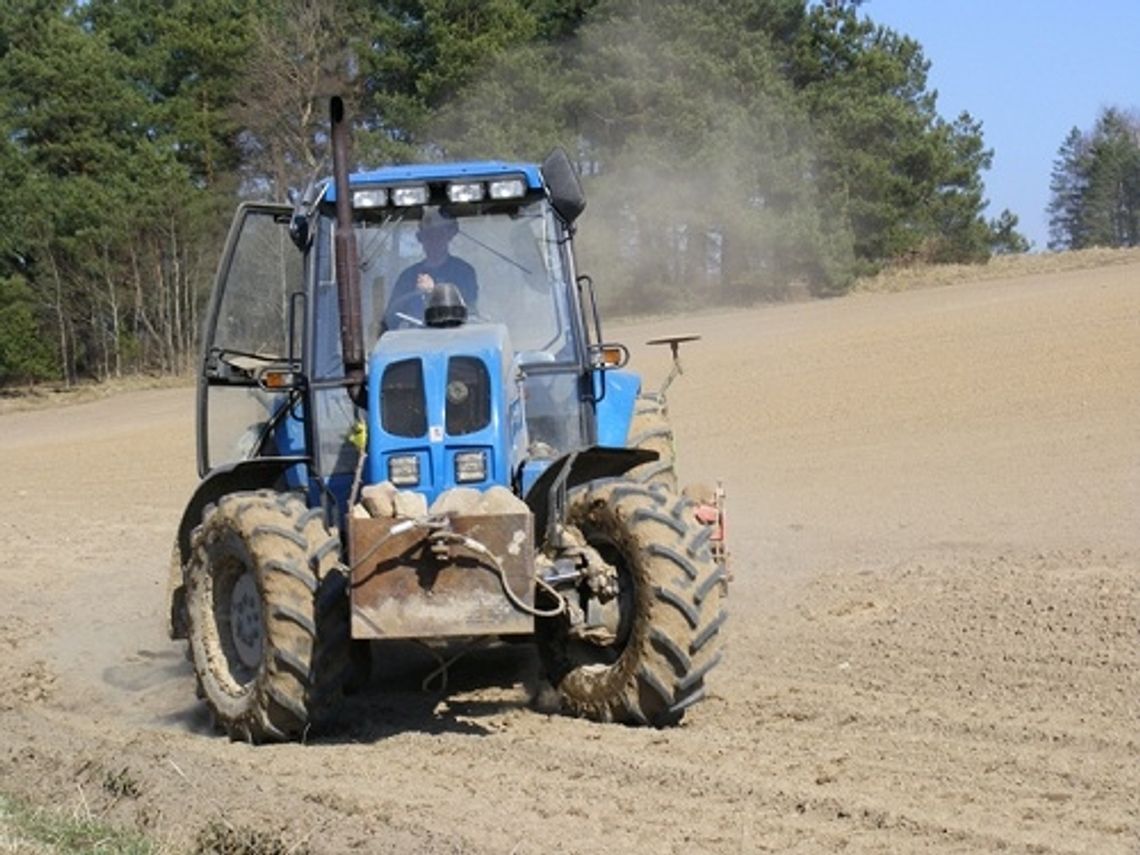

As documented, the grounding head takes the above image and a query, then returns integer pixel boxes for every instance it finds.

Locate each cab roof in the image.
[324,161,544,202]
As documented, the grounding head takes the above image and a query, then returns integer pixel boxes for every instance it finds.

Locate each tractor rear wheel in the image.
[185,490,350,742]
[537,480,726,726]
[627,394,677,492]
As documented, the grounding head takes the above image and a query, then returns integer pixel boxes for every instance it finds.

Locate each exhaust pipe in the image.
[330,96,365,401]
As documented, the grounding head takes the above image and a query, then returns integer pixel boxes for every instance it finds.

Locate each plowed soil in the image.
[1,260,1136,854]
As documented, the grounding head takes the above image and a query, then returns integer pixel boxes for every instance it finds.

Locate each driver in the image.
[384,207,478,328]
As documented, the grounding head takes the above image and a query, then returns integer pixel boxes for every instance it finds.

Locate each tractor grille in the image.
[381,358,427,437]
[445,356,491,436]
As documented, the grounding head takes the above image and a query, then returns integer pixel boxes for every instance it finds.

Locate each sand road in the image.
[0,260,1136,853]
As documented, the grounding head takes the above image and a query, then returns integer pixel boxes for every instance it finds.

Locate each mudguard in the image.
[174,456,310,564]
[522,445,657,545]
[167,455,309,639]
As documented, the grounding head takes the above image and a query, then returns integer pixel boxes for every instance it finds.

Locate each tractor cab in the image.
[197,158,627,513]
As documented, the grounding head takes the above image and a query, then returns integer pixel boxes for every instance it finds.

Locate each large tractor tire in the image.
[538,480,726,726]
[626,393,678,492]
[185,490,351,742]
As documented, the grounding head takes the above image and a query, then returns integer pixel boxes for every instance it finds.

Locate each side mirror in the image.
[541,147,586,225]
[288,212,309,249]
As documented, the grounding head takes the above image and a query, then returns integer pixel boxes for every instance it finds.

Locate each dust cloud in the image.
[423,3,847,313]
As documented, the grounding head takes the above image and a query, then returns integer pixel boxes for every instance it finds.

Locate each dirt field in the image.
[1,260,1136,854]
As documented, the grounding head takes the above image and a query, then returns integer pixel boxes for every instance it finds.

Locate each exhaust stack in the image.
[330,96,365,400]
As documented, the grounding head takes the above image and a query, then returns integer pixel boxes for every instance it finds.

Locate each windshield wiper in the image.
[455,228,534,274]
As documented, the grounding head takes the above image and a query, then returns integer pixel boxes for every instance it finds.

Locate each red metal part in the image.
[694,482,728,571]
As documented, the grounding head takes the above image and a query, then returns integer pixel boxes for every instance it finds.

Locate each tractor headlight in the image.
[454,450,487,483]
[352,187,388,208]
[391,185,429,206]
[447,181,485,203]
[387,454,420,487]
[488,177,526,200]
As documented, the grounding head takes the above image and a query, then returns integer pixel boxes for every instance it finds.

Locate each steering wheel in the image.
[384,291,425,329]
[385,289,491,329]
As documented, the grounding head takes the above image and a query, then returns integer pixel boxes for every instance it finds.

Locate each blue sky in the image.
[864,0,1140,250]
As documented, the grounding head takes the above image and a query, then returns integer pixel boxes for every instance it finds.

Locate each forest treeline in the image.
[1048,108,1140,252]
[0,0,1036,385]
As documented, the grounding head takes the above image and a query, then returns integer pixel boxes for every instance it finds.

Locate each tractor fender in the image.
[522,445,657,545]
[174,455,311,564]
[167,456,309,640]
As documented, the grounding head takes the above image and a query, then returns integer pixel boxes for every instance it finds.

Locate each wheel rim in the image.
[228,569,264,671]
[561,536,636,670]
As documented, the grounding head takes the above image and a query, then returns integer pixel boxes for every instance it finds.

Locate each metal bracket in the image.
[647,334,701,396]
[544,450,578,551]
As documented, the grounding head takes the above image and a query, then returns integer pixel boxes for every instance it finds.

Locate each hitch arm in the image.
[647,334,701,397]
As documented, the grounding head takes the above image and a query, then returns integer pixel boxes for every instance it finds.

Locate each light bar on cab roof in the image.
[447,181,485,203]
[352,187,388,208]
[347,175,530,209]
[488,177,526,200]
[391,185,429,206]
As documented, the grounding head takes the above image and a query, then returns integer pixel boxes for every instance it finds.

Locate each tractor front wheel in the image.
[185,490,350,742]
[538,480,726,726]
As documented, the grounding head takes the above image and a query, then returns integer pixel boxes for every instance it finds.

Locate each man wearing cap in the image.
[384,207,478,329]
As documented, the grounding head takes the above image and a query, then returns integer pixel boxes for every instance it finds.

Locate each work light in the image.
[391,185,429,206]
[352,188,387,208]
[447,182,485,203]
[488,178,526,200]
[387,454,420,487]
[454,450,487,483]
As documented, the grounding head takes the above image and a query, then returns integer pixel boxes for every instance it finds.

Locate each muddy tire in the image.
[185,490,350,742]
[627,394,677,492]
[538,480,726,726]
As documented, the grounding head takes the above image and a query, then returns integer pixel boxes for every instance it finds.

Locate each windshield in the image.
[352,199,578,362]
[309,198,591,473]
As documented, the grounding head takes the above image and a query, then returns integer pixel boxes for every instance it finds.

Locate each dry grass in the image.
[0,374,192,416]
[853,246,1140,294]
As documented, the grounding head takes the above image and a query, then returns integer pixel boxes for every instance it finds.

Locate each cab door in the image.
[198,204,305,476]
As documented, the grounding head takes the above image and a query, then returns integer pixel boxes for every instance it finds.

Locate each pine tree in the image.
[785,3,993,266]
[1047,109,1140,251]
[1082,109,1140,248]
[1047,127,1088,251]
[989,209,1030,255]
[0,275,57,384]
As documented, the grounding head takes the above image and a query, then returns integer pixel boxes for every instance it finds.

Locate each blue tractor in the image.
[168,99,726,742]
